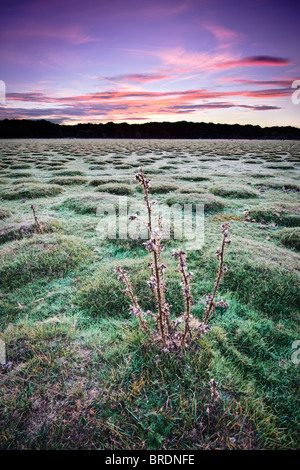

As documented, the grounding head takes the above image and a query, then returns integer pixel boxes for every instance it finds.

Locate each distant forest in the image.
[0,119,300,139]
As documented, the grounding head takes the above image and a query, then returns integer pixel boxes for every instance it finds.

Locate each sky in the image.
[0,0,299,127]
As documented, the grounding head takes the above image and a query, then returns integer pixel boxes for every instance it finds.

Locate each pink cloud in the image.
[220,78,294,87]
[102,72,174,83]
[7,85,290,106]
[154,47,236,71]
[3,80,286,124]
[205,24,243,45]
[148,48,292,73]
[215,56,292,69]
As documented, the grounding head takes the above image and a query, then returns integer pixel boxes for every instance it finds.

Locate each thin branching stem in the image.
[204,223,231,324]
[30,204,43,234]
[114,266,149,333]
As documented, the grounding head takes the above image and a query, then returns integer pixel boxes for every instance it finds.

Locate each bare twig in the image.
[203,223,231,324]
[30,204,43,234]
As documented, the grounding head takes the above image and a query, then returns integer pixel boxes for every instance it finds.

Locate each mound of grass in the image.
[89,177,133,187]
[53,170,84,176]
[0,178,9,184]
[12,177,38,185]
[95,183,134,195]
[0,208,12,220]
[222,156,240,160]
[54,193,124,215]
[210,185,259,199]
[245,203,300,226]
[115,164,134,169]
[143,169,162,174]
[78,257,184,317]
[0,235,91,289]
[0,183,64,200]
[274,227,300,251]
[6,172,33,179]
[89,165,107,170]
[177,186,206,194]
[160,164,177,170]
[45,161,67,167]
[264,164,295,170]
[0,218,60,244]
[174,175,210,182]
[136,182,178,194]
[165,193,225,214]
[10,163,32,169]
[49,177,87,186]
[254,181,299,191]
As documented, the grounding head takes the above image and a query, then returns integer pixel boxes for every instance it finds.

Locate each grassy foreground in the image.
[0,138,299,450]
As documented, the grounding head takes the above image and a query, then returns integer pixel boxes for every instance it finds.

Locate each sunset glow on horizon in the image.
[1,0,299,127]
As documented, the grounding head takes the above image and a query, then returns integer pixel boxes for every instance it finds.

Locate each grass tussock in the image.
[245,203,300,226]
[174,175,210,182]
[6,172,33,179]
[210,185,259,199]
[0,183,64,200]
[136,182,179,194]
[0,235,91,289]
[165,193,225,214]
[95,183,135,195]
[89,177,133,187]
[274,227,300,251]
[0,208,13,220]
[0,218,60,245]
[78,257,184,318]
[254,181,299,191]
[49,177,87,186]
[53,170,85,176]
[54,193,124,215]
[11,177,38,185]
[10,163,32,169]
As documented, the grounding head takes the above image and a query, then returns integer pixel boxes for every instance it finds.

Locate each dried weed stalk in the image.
[30,204,43,234]
[115,168,231,352]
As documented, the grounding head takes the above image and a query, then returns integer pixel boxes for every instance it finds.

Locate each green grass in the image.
[6,171,33,178]
[165,193,225,213]
[0,183,64,200]
[10,163,32,169]
[210,184,259,199]
[174,175,210,182]
[0,218,60,245]
[53,170,85,176]
[54,193,127,215]
[246,203,300,226]
[78,256,184,317]
[49,177,88,185]
[0,234,92,289]
[137,182,178,194]
[0,208,13,220]
[0,138,299,450]
[94,183,135,195]
[273,227,300,251]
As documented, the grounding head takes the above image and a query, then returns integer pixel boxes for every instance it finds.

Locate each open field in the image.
[0,138,299,450]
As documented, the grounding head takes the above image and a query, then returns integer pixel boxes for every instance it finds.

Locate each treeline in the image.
[0,119,300,139]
